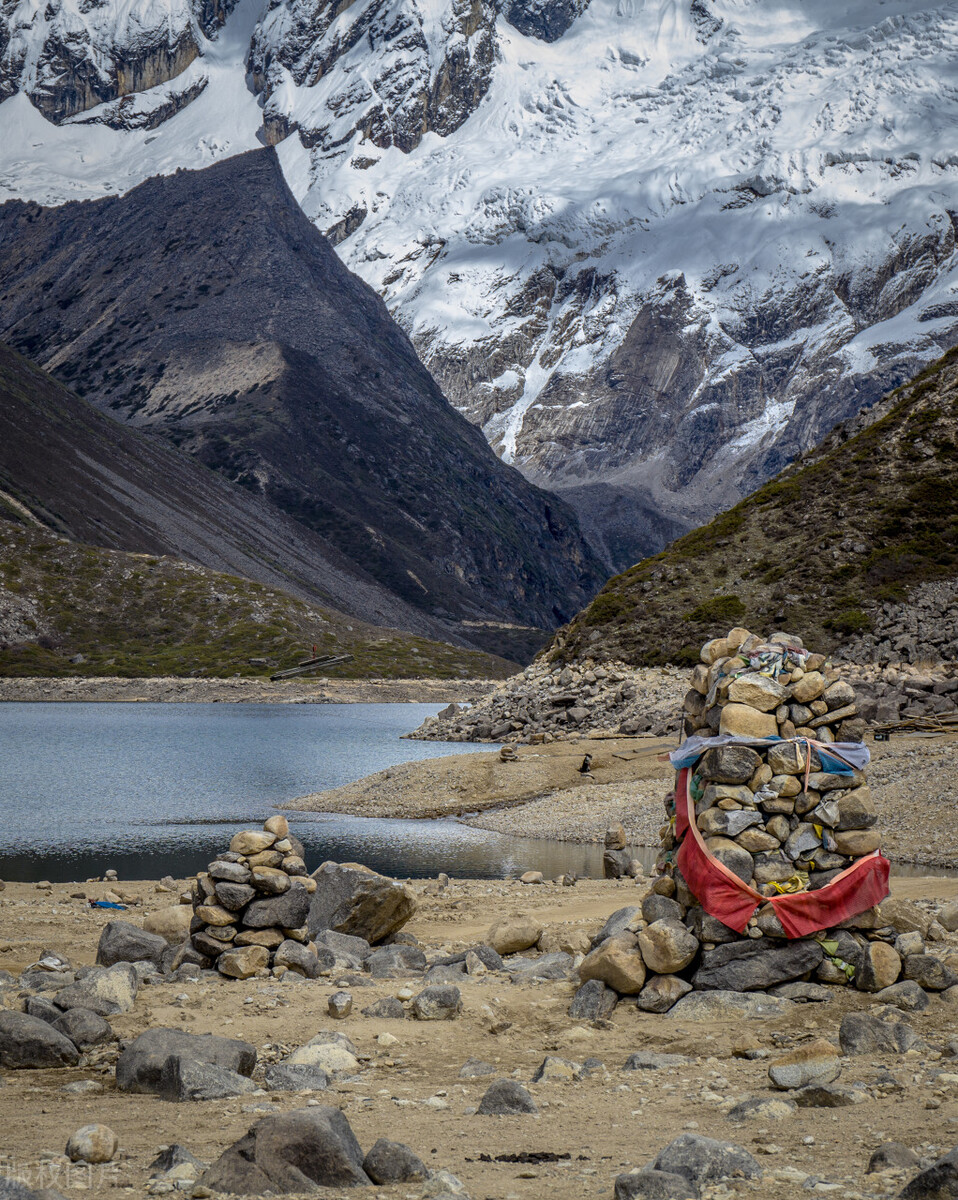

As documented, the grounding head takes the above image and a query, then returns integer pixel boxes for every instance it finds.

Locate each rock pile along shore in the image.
[188,815,322,980]
[572,627,958,1014]
[408,653,957,746]
[409,660,687,742]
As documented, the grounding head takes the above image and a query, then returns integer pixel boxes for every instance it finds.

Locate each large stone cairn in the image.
[575,628,958,1010]
[189,815,320,980]
[669,626,879,895]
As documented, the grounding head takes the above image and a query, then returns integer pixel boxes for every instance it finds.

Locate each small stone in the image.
[263,815,289,838]
[458,1057,495,1078]
[476,1078,538,1115]
[839,1012,918,1055]
[263,1062,330,1092]
[274,940,326,979]
[532,1055,580,1082]
[66,1124,118,1164]
[792,1084,867,1108]
[519,871,544,885]
[328,991,352,1018]
[568,978,618,1020]
[728,673,787,712]
[902,953,958,991]
[768,1039,841,1090]
[938,901,958,932]
[697,745,761,784]
[288,1037,359,1075]
[871,980,930,1012]
[361,997,406,1020]
[250,867,291,895]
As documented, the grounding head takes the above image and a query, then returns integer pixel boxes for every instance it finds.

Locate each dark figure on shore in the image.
[579,754,592,774]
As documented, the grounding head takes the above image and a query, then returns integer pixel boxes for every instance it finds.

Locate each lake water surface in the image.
[0,702,625,882]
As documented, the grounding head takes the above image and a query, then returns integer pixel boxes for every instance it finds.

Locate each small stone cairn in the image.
[670,626,878,893]
[189,816,320,980]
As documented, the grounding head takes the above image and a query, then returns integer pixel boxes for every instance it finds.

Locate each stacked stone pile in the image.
[189,815,322,980]
[409,659,686,742]
[674,627,878,893]
[568,627,958,1013]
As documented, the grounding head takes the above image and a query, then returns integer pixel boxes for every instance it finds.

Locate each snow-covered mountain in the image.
[3,0,958,567]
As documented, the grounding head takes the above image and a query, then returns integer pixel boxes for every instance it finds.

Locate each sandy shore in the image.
[1,872,958,1200]
[0,676,498,704]
[287,730,958,868]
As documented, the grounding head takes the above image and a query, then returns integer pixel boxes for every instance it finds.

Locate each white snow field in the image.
[3,0,958,545]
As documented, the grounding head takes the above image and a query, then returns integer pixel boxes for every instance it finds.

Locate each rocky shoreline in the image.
[0,676,499,704]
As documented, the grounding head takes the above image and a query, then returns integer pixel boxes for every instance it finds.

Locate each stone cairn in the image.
[188,815,320,980]
[576,627,956,1013]
[671,627,878,893]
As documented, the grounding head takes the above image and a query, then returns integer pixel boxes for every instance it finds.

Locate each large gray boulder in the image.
[95,921,167,968]
[200,1106,370,1192]
[53,964,138,1016]
[362,1139,428,1185]
[308,862,416,945]
[692,939,823,991]
[158,1057,258,1103]
[312,930,371,970]
[0,1176,68,1200]
[51,1007,113,1049]
[0,1011,80,1069]
[614,1170,700,1199]
[367,945,427,978]
[476,1079,538,1115]
[116,1028,256,1094]
[900,1147,958,1198]
[652,1134,761,1185]
[839,1013,919,1056]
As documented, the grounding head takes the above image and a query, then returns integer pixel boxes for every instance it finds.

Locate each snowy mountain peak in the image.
[2,0,958,569]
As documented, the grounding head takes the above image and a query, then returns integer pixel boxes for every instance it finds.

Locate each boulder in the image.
[652,1134,761,1185]
[367,945,427,978]
[635,975,692,1013]
[702,838,754,884]
[767,1039,841,1090]
[410,986,461,1020]
[902,954,958,991]
[362,1139,428,1185]
[614,1170,700,1199]
[313,930,371,969]
[243,884,312,931]
[838,1013,919,1055]
[0,1011,80,1069]
[899,1148,958,1199]
[726,1096,796,1122]
[51,1008,113,1049]
[142,906,193,944]
[229,830,276,856]
[116,1029,255,1094]
[727,673,786,712]
[66,1124,117,1164]
[214,883,257,911]
[871,980,929,1012]
[486,918,542,955]
[308,863,416,945]
[718,704,777,739]
[638,920,699,974]
[866,1143,919,1173]
[217,944,270,979]
[697,745,760,784]
[96,921,167,967]
[692,939,823,991]
[158,1057,258,1102]
[273,940,326,979]
[854,942,902,992]
[476,1079,538,1115]
[668,991,795,1020]
[264,1062,330,1093]
[579,935,646,995]
[360,997,406,1020]
[54,965,138,1017]
[568,979,618,1020]
[792,1084,867,1108]
[201,1106,370,1192]
[288,1039,360,1076]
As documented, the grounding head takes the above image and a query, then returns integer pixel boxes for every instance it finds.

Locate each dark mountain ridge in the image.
[0,148,605,659]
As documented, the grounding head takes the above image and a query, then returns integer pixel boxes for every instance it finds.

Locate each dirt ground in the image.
[2,873,958,1200]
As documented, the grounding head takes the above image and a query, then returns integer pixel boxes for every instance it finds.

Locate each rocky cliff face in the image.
[3,0,958,574]
[0,150,604,657]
